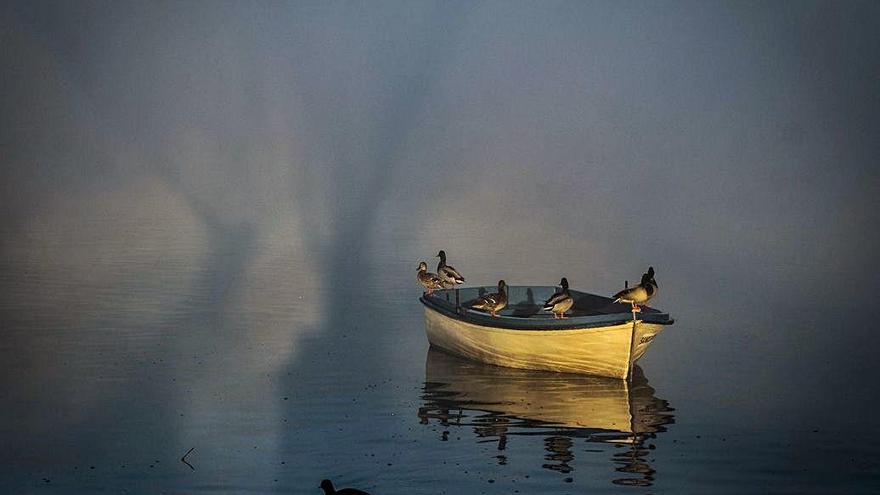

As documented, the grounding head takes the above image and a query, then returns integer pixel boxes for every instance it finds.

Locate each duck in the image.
[417,261,445,295]
[612,266,658,313]
[319,479,370,495]
[436,250,466,288]
[543,277,574,319]
[471,280,508,317]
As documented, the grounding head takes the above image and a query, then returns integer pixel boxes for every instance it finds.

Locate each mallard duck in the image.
[612,266,658,313]
[543,277,574,319]
[471,280,508,317]
[436,250,466,287]
[417,261,445,295]
[320,479,370,495]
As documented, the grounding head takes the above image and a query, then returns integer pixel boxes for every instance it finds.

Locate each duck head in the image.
[497,279,507,292]
[560,277,569,290]
[319,479,334,494]
[642,266,657,287]
[436,250,447,262]
[417,261,428,272]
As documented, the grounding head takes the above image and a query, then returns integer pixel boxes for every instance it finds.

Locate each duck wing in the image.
[472,292,500,309]
[612,286,633,301]
[439,265,465,283]
[613,285,648,303]
[542,291,569,310]
[418,271,445,289]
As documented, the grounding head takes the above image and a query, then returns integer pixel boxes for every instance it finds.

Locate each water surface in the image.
[2,215,878,493]
[2,1,879,493]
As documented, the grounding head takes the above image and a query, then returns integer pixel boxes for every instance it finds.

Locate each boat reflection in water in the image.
[417,347,675,487]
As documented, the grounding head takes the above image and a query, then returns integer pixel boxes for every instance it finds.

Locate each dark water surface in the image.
[1,216,878,494]
[3,1,880,493]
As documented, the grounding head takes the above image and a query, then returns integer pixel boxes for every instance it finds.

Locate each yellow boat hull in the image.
[424,307,665,379]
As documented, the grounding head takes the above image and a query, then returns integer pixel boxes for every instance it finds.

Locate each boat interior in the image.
[422,286,672,330]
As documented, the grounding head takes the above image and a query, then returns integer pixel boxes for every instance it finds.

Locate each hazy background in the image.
[2,1,879,493]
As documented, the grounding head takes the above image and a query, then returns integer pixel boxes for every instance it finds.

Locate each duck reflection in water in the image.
[417,347,674,487]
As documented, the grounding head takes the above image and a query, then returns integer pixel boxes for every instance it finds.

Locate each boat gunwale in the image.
[420,286,674,332]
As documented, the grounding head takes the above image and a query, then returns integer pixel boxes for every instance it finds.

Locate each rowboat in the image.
[419,285,674,379]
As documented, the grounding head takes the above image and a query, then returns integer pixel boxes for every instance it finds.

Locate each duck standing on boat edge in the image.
[471,279,508,317]
[613,266,658,312]
[417,261,445,295]
[543,277,574,319]
[436,250,466,288]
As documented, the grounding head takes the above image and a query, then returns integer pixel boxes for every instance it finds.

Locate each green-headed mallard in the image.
[543,277,574,319]
[436,250,466,288]
[471,280,508,317]
[417,261,445,295]
[612,266,658,313]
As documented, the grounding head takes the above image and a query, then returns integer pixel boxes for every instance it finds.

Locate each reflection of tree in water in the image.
[417,348,675,487]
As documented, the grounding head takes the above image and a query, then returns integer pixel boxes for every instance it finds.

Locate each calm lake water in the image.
[1,195,877,494]
[3,2,879,493]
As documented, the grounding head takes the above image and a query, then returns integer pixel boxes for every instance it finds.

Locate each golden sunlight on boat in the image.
[421,286,673,378]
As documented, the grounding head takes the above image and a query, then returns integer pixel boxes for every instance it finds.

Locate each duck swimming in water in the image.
[319,479,370,495]
[417,261,445,295]
[612,266,658,313]
[436,250,466,288]
[543,277,574,319]
[471,280,508,317]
